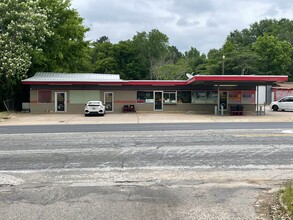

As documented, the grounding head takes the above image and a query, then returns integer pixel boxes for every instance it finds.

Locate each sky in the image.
[71,0,293,54]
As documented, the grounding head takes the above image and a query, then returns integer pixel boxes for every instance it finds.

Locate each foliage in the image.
[0,0,50,79]
[29,0,90,74]
[47,16,293,81]
[112,40,147,80]
[196,49,222,75]
[184,47,206,74]
[0,0,90,109]
[88,30,179,80]
[90,40,115,73]
[0,0,51,103]
[156,58,191,80]
[252,33,293,75]
[281,182,293,217]
[225,48,262,75]
[88,38,148,79]
[132,29,171,79]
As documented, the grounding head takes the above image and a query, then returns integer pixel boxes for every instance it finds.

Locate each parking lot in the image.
[1,106,293,126]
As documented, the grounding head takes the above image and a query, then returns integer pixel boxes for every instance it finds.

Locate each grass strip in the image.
[281,182,293,217]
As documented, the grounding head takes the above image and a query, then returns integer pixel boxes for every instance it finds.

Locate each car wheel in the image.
[272,105,279,111]
[85,114,88,117]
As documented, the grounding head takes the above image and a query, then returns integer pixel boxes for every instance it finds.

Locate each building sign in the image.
[191,91,218,104]
[229,91,242,104]
[242,91,255,104]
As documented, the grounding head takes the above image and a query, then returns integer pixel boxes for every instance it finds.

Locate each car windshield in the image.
[88,101,101,106]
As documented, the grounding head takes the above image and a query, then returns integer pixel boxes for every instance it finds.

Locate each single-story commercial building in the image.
[271,82,293,101]
[22,72,288,114]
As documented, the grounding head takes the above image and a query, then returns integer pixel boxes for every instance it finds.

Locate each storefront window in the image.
[38,91,51,103]
[177,91,191,103]
[242,91,255,104]
[137,91,154,103]
[191,91,218,104]
[229,91,242,104]
[163,91,176,104]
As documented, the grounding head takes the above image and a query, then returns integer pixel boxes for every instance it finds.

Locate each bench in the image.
[230,105,245,115]
[122,105,136,113]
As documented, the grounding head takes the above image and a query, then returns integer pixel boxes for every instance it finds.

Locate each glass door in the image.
[219,91,228,111]
[154,91,163,111]
[104,92,114,112]
[55,92,67,112]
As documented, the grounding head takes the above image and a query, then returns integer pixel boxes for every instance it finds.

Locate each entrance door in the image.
[104,92,114,112]
[55,92,67,112]
[154,91,163,111]
[219,91,228,111]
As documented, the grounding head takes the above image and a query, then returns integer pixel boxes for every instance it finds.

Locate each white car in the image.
[84,101,106,116]
[270,96,293,111]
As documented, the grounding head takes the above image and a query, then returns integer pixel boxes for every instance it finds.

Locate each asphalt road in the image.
[0,124,293,219]
[0,128,293,170]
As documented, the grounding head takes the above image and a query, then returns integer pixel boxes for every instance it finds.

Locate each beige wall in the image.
[100,90,137,113]
[29,89,257,114]
[30,103,54,113]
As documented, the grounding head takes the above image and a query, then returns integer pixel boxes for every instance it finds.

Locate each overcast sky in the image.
[71,0,293,54]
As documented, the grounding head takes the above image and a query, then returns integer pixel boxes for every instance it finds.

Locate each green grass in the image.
[281,182,293,217]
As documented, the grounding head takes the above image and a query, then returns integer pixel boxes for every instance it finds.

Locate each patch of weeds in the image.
[281,182,293,218]
[0,112,10,120]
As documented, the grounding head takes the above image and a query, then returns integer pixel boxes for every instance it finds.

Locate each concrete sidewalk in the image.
[1,108,293,126]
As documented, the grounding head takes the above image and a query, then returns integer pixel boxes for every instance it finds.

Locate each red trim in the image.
[187,75,288,84]
[125,80,186,86]
[22,75,288,85]
[22,80,187,86]
[114,100,137,103]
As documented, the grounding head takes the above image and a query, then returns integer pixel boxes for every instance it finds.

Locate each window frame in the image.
[136,91,154,104]
[177,91,191,103]
[38,91,52,103]
[163,91,177,104]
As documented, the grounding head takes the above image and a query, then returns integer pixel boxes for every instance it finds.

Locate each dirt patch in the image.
[256,187,292,220]
[0,112,11,122]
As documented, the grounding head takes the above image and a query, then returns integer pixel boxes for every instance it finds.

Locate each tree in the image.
[156,58,191,80]
[29,0,90,74]
[132,29,171,79]
[252,33,293,75]
[196,49,222,75]
[184,47,206,74]
[97,36,110,43]
[227,19,293,49]
[113,40,146,80]
[0,0,50,105]
[224,49,262,75]
[90,39,116,73]
[168,46,183,64]
[214,40,262,75]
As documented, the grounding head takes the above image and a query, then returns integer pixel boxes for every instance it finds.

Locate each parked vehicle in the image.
[270,96,293,111]
[84,101,105,116]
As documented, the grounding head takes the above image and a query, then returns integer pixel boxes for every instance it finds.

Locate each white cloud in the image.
[71,0,293,54]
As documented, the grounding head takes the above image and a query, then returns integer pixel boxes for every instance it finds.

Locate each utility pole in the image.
[222,55,225,75]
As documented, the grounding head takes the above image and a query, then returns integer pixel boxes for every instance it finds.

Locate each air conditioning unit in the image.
[22,103,30,112]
